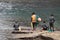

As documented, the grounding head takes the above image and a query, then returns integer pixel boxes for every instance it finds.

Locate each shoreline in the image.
[0,27,60,40]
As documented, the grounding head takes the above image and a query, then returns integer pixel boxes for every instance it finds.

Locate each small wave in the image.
[0,2,13,10]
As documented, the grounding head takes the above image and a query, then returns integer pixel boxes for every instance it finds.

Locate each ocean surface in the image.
[0,0,60,40]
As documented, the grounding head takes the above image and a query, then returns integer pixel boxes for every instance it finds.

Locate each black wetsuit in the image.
[49,16,55,31]
[13,23,19,30]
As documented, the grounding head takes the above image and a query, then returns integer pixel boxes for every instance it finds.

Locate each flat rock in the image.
[8,31,47,39]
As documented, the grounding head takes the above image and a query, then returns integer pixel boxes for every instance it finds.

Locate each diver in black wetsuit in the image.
[49,14,55,31]
[13,21,19,30]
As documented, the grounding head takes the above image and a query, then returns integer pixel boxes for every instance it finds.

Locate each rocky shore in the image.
[7,30,60,40]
